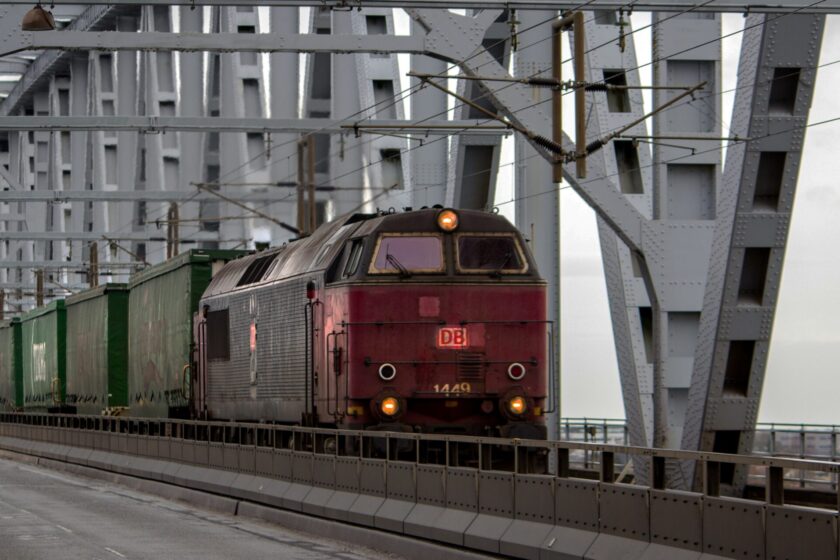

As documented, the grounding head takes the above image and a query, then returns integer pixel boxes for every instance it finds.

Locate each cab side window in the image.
[342,239,365,279]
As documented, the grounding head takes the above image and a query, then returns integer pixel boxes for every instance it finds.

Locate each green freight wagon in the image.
[128,249,249,418]
[0,318,23,410]
[65,284,129,416]
[20,301,67,411]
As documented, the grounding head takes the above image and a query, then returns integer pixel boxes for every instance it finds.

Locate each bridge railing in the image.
[560,418,840,491]
[2,412,840,559]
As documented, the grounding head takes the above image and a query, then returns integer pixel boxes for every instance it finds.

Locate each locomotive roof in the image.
[202,208,536,298]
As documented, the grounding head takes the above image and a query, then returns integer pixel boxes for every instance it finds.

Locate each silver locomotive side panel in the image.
[203,276,310,422]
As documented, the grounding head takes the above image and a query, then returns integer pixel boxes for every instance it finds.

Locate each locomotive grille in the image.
[457,352,485,379]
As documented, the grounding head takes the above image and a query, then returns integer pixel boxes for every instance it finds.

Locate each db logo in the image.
[438,327,468,349]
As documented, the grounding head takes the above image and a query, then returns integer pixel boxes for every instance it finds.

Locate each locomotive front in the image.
[328,208,549,439]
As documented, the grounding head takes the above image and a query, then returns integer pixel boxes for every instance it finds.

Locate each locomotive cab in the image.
[322,208,549,440]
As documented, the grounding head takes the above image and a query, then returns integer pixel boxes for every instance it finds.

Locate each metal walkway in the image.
[1,413,839,559]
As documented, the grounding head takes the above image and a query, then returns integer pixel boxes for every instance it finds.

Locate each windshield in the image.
[457,234,527,273]
[370,234,444,274]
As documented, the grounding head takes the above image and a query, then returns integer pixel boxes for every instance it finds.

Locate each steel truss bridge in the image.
[0,0,838,553]
[2,412,839,560]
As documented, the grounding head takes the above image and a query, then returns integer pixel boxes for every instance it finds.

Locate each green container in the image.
[128,249,248,417]
[20,301,67,410]
[0,318,23,410]
[65,284,129,415]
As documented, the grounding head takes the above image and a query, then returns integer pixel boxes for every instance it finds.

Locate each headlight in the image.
[507,362,526,381]
[379,363,397,381]
[436,209,459,232]
[507,396,527,416]
[380,397,400,417]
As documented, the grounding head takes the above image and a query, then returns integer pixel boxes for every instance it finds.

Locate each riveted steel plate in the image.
[323,490,360,522]
[359,459,386,497]
[312,455,335,488]
[766,504,837,560]
[157,438,171,459]
[417,464,446,506]
[516,475,555,524]
[335,457,359,492]
[347,494,385,527]
[291,453,313,484]
[556,479,599,530]
[182,441,197,464]
[500,519,555,560]
[375,498,415,532]
[599,483,650,541]
[540,525,599,560]
[649,489,702,551]
[255,448,272,476]
[208,442,224,468]
[168,440,183,462]
[238,446,255,473]
[479,471,514,517]
[387,462,416,501]
[702,497,764,559]
[138,436,149,457]
[194,442,209,466]
[273,450,292,481]
[464,513,514,553]
[585,533,649,560]
[447,467,478,512]
[301,486,334,517]
[281,482,311,512]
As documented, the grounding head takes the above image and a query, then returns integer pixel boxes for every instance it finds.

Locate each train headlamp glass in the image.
[437,209,459,232]
[507,396,527,416]
[380,397,400,417]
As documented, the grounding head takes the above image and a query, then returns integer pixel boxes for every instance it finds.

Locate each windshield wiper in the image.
[490,252,513,279]
[386,251,412,278]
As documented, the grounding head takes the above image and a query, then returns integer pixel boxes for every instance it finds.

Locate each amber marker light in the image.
[508,396,527,416]
[381,397,400,417]
[437,209,459,232]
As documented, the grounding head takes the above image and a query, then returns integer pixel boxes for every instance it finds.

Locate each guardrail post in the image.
[704,461,720,497]
[767,466,784,505]
[601,451,614,483]
[557,447,570,478]
[651,455,666,490]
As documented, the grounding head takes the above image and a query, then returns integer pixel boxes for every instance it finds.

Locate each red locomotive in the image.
[195,208,549,439]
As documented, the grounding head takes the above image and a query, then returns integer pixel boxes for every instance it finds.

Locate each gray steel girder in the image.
[575,16,656,452]
[0,0,837,13]
[0,5,133,117]
[681,13,826,491]
[0,191,295,202]
[1,31,425,56]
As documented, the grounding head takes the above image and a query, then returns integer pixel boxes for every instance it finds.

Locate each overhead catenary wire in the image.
[20,2,823,295]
